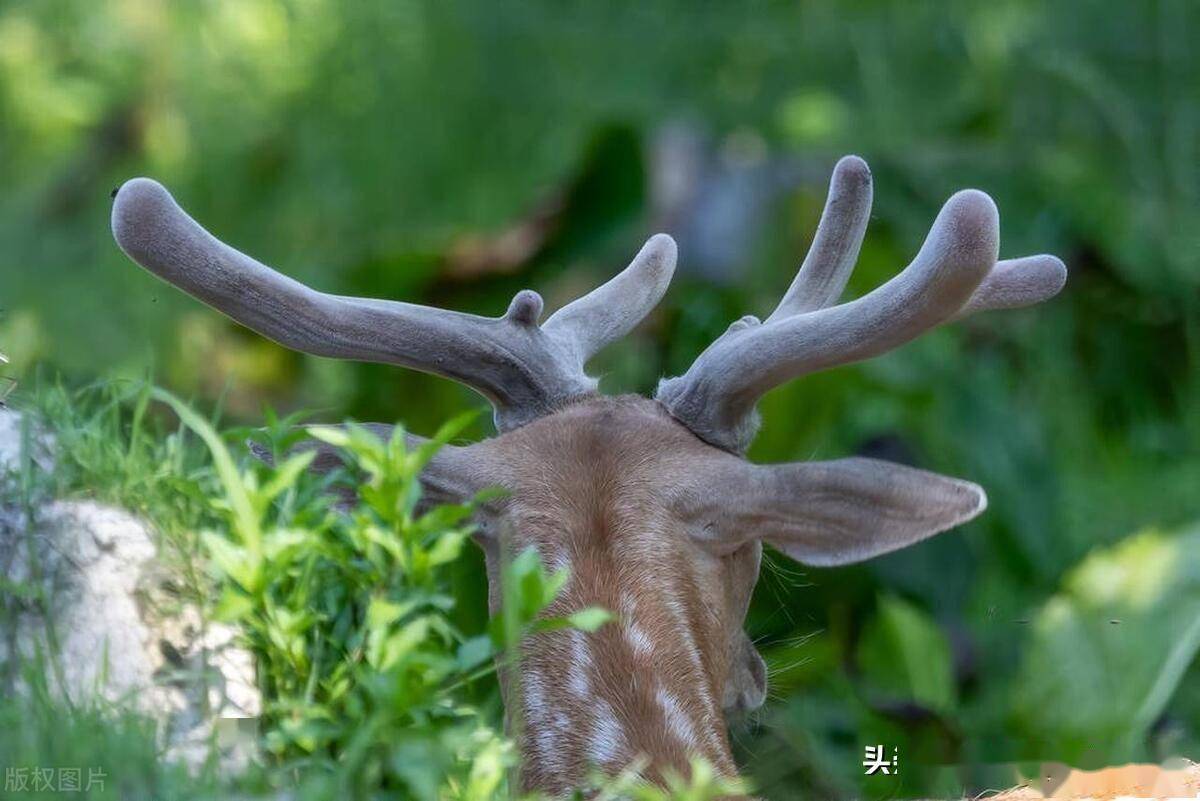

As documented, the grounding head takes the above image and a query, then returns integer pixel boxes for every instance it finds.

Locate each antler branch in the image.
[543,234,677,363]
[112,178,676,431]
[656,156,1066,453]
[766,155,873,320]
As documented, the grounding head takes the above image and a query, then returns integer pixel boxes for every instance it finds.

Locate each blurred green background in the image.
[2,1,1199,797]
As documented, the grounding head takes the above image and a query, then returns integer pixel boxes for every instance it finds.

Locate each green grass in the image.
[0,664,218,801]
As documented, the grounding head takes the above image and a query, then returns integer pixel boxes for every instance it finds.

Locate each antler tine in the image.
[658,156,1068,453]
[765,155,873,320]
[112,178,676,431]
[765,157,1063,324]
[954,254,1067,318]
[658,186,1003,453]
[543,233,677,363]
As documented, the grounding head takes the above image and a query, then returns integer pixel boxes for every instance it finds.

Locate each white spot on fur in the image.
[656,685,700,752]
[620,594,638,617]
[543,547,570,576]
[666,597,704,672]
[589,699,626,766]
[523,669,546,718]
[567,629,592,698]
[626,620,653,658]
[662,595,717,716]
[534,724,559,771]
[523,669,565,775]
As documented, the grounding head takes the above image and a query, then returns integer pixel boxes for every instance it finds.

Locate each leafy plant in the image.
[580,757,752,801]
[857,594,956,716]
[1013,524,1200,766]
[0,662,213,801]
[154,389,629,798]
[155,391,497,797]
[3,381,771,799]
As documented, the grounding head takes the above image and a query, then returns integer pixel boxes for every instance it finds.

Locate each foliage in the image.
[33,378,213,530]
[0,664,215,801]
[857,594,957,716]
[3,384,753,798]
[577,758,752,801]
[155,391,538,798]
[0,381,223,800]
[1014,524,1200,766]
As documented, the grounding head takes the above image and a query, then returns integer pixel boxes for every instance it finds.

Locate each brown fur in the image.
[470,396,760,794]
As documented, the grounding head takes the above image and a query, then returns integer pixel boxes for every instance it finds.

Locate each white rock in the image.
[0,409,261,774]
[0,407,53,473]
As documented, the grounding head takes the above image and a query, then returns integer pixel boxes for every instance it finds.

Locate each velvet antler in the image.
[656,156,1066,453]
[111,178,676,431]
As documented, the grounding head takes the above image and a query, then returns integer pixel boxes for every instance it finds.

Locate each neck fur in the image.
[504,551,738,794]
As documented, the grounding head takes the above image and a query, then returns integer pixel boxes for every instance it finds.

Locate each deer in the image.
[110,154,1066,797]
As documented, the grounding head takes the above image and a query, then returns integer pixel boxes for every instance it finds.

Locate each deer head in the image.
[111,155,1065,794]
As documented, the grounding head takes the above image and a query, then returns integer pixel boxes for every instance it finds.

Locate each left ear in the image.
[248,422,396,474]
[248,423,496,508]
[677,456,986,566]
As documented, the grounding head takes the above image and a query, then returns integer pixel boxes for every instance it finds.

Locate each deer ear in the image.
[683,457,986,566]
[246,423,392,473]
[246,423,495,509]
[756,458,986,566]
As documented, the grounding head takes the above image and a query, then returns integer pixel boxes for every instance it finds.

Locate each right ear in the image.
[248,423,499,510]
[678,455,986,567]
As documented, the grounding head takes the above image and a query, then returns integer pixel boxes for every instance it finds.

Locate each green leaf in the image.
[389,738,447,801]
[857,594,956,715]
[456,635,494,671]
[532,607,613,635]
[367,597,414,630]
[425,529,468,568]
[212,587,255,623]
[260,449,316,504]
[417,503,474,531]
[376,617,432,671]
[543,566,570,607]
[1013,524,1200,764]
[567,606,614,632]
[153,388,261,549]
[414,409,480,471]
[306,425,351,449]
[262,527,314,560]
[202,530,262,594]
